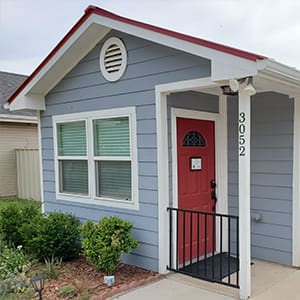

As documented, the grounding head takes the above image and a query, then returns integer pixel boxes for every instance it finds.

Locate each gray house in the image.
[7,6,300,299]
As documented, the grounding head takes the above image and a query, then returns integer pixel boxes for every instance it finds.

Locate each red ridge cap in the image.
[89,6,266,61]
[8,5,266,104]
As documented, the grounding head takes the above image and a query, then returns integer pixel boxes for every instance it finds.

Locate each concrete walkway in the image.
[113,276,235,300]
[113,260,300,300]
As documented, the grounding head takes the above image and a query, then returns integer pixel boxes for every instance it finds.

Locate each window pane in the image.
[57,121,86,156]
[93,117,130,156]
[96,161,131,200]
[59,160,88,195]
[183,131,206,147]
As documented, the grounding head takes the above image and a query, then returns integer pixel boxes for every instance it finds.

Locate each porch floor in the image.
[169,259,299,299]
[114,259,300,300]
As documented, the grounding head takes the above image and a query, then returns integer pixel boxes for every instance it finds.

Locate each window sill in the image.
[56,193,139,211]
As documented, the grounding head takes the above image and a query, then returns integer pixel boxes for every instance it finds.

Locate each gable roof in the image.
[7,5,300,111]
[0,71,27,104]
[0,71,36,121]
[7,6,267,107]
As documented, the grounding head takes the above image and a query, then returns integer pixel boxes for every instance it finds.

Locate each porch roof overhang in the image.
[7,5,300,112]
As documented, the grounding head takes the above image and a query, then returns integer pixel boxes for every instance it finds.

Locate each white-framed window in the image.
[56,120,89,196]
[53,107,138,210]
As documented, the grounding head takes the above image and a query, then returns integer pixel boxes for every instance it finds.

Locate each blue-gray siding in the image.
[41,30,211,272]
[228,92,293,265]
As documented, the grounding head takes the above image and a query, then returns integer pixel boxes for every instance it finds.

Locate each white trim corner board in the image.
[293,95,300,266]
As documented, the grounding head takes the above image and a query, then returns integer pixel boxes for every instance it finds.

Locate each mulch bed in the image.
[39,256,163,300]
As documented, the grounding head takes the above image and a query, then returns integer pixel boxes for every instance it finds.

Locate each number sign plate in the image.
[190,157,202,171]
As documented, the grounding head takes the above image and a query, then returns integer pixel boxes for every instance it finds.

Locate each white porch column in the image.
[238,83,255,299]
[293,95,300,266]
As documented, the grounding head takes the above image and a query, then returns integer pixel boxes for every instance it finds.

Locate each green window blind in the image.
[96,161,131,200]
[59,160,88,195]
[93,117,130,156]
[57,121,86,156]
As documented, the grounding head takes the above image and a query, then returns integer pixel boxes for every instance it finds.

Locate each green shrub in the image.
[0,246,30,280]
[81,216,138,275]
[21,212,81,261]
[0,204,41,247]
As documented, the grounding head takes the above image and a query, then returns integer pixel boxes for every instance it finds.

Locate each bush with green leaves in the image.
[81,216,138,275]
[0,246,30,280]
[20,212,81,261]
[0,204,41,247]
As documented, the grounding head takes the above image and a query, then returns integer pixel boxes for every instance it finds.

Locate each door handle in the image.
[210,180,216,189]
[210,179,217,211]
[211,191,217,201]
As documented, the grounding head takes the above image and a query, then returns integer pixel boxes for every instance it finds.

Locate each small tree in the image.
[81,216,138,275]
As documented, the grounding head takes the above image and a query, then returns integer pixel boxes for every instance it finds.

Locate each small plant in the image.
[21,212,81,261]
[0,204,41,247]
[58,285,77,298]
[0,246,30,280]
[0,273,29,297]
[81,216,138,275]
[44,255,62,279]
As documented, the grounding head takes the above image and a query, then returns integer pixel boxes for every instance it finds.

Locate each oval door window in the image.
[182,131,206,147]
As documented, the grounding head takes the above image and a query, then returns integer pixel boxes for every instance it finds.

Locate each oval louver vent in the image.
[100,37,127,82]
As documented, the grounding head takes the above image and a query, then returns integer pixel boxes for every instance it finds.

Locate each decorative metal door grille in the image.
[182,131,206,147]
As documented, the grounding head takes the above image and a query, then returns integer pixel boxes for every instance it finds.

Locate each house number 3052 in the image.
[239,112,246,156]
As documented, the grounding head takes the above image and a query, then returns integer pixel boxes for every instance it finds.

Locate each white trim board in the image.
[0,113,38,123]
[38,111,45,213]
[155,77,227,273]
[293,95,300,266]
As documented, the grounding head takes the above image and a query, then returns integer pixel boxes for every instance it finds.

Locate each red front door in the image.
[177,117,216,262]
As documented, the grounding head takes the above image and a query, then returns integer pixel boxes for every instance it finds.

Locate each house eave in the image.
[255,59,300,96]
[0,113,38,123]
[9,94,45,112]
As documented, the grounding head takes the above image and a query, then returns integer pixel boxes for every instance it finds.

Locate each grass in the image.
[0,197,41,211]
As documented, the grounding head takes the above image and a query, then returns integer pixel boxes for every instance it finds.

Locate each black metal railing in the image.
[167,207,239,288]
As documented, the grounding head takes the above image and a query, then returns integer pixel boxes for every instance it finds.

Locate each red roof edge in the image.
[8,5,266,104]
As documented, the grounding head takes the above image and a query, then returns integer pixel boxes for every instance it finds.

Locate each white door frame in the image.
[171,107,227,213]
[155,77,228,274]
[170,107,228,267]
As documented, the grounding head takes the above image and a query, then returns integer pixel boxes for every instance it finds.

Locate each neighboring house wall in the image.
[0,122,38,197]
[41,31,211,271]
[228,92,293,265]
[16,149,41,201]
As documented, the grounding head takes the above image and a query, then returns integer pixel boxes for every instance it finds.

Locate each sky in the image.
[1,0,300,75]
